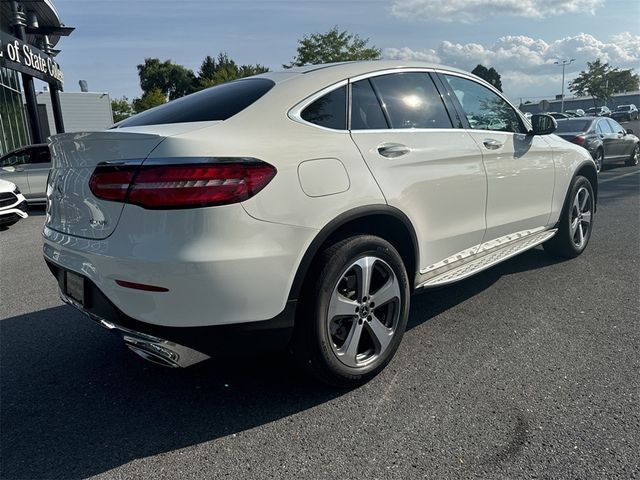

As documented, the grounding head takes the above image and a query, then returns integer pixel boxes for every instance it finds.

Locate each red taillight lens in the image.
[89,161,276,209]
[571,135,586,146]
[89,167,137,202]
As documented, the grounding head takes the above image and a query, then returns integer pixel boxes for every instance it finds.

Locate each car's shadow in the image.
[0,248,564,479]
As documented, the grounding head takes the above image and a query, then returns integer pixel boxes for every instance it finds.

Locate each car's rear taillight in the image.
[571,135,586,146]
[89,160,276,209]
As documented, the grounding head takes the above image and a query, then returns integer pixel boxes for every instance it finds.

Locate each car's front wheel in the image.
[294,235,410,386]
[544,175,595,258]
[626,144,639,167]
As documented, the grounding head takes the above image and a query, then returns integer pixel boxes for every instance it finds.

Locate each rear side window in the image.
[597,120,613,134]
[301,85,347,130]
[29,147,51,164]
[369,73,452,129]
[117,78,275,127]
[351,79,388,129]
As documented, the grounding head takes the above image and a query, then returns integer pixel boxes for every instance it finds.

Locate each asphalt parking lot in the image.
[1,161,639,479]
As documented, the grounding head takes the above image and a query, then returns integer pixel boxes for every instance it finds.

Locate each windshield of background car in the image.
[116,78,275,127]
[617,106,631,111]
[555,119,593,133]
[443,74,525,133]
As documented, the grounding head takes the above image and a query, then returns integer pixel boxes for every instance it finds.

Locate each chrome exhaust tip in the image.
[60,291,210,368]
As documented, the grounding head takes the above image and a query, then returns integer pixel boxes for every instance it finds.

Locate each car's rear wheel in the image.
[544,176,594,259]
[625,144,639,167]
[594,149,604,173]
[294,235,410,386]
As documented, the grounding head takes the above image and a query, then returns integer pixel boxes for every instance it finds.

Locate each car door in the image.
[24,146,51,200]
[348,71,487,276]
[596,119,619,159]
[606,118,632,157]
[439,73,555,243]
[0,149,30,195]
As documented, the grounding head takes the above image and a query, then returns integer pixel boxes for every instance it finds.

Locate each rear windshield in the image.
[555,119,593,133]
[116,78,275,127]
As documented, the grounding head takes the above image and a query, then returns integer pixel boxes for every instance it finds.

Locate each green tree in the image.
[471,64,503,92]
[284,26,381,68]
[197,52,268,89]
[111,96,133,123]
[569,59,639,106]
[137,58,196,100]
[132,88,166,114]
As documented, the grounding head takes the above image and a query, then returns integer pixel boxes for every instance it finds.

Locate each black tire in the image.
[293,235,410,387]
[625,143,639,167]
[594,148,604,173]
[543,175,595,259]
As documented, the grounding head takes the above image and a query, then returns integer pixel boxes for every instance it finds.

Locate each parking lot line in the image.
[599,169,640,184]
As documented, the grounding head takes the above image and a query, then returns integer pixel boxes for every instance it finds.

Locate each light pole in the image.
[554,59,575,113]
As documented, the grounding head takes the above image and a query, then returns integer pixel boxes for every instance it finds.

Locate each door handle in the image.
[377,143,410,158]
[483,139,503,150]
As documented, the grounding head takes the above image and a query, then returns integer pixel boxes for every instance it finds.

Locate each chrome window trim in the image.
[288,66,531,134]
[287,79,351,133]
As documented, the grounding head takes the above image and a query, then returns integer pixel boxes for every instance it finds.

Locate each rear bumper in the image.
[47,258,297,363]
[42,203,316,328]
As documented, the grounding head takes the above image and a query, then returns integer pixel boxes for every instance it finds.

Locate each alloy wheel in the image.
[595,150,603,173]
[633,145,639,166]
[327,256,401,368]
[570,187,592,250]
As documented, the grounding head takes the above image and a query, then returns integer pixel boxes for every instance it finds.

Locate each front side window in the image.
[368,73,452,129]
[301,85,347,130]
[606,118,624,134]
[0,151,27,167]
[597,120,613,134]
[444,75,525,133]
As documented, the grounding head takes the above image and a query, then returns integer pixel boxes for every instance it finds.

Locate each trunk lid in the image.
[45,130,166,240]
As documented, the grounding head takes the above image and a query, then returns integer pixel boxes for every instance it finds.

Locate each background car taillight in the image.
[89,160,276,209]
[571,135,586,146]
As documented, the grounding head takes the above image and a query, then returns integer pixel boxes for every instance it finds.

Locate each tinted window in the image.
[444,75,525,133]
[351,79,388,129]
[301,86,347,130]
[597,120,613,134]
[369,73,452,129]
[28,147,51,164]
[606,118,624,134]
[117,78,275,127]
[0,151,27,167]
[555,119,593,133]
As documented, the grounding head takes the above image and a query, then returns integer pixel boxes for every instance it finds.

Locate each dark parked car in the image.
[555,117,639,172]
[585,106,611,117]
[0,144,51,203]
[611,104,639,122]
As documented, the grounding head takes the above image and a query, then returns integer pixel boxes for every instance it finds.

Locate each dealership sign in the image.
[0,31,64,89]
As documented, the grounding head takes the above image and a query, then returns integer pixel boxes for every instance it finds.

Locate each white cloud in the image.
[391,0,604,23]
[383,32,640,99]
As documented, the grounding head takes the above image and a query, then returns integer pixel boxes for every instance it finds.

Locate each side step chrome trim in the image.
[417,228,557,289]
[60,292,210,368]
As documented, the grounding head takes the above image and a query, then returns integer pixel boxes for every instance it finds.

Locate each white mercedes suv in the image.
[43,61,597,385]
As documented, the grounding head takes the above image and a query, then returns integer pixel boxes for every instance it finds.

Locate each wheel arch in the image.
[288,205,419,301]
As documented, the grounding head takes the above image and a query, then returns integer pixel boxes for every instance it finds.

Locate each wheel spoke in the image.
[354,257,375,300]
[579,190,590,212]
[581,211,592,225]
[339,320,364,367]
[328,293,359,320]
[570,217,579,235]
[572,195,580,216]
[577,222,585,247]
[367,315,393,353]
[371,278,400,307]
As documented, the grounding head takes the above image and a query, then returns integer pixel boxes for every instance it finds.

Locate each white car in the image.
[43,61,597,385]
[0,178,28,228]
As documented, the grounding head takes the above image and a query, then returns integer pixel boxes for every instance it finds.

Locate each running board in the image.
[418,229,557,289]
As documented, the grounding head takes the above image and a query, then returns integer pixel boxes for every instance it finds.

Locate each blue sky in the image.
[47,0,640,103]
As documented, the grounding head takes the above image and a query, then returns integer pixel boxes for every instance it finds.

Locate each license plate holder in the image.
[65,270,85,305]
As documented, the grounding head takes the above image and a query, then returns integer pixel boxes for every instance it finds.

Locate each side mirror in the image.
[529,114,557,135]
[627,129,635,135]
